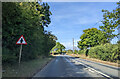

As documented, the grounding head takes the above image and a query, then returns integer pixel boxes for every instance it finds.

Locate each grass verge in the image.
[2,56,54,77]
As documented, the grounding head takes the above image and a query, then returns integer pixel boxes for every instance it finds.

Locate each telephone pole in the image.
[73,38,74,52]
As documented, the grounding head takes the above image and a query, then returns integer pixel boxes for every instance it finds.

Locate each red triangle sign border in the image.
[16,35,27,45]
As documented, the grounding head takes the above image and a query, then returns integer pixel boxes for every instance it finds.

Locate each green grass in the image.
[2,56,54,77]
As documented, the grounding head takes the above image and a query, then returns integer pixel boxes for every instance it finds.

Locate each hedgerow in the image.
[88,43,119,63]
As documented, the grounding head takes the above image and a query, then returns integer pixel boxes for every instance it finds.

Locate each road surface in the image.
[33,55,119,78]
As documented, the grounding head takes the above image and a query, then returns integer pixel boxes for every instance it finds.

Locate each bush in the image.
[78,50,84,54]
[74,50,78,54]
[2,48,17,64]
[78,49,89,56]
[67,50,73,54]
[88,43,119,62]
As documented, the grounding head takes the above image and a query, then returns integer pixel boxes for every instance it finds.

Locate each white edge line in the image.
[69,57,112,78]
[78,58,120,69]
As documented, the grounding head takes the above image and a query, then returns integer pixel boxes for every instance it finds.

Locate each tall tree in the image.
[77,28,106,50]
[99,5,119,43]
[2,2,56,63]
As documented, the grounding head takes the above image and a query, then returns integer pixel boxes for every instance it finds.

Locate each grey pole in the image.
[19,44,22,64]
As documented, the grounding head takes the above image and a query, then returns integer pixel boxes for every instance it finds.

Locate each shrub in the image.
[67,50,73,54]
[78,49,89,56]
[78,50,84,54]
[2,47,17,64]
[74,50,78,54]
[88,43,119,62]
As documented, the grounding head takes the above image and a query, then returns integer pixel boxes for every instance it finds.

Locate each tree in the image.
[99,4,119,43]
[52,42,65,53]
[66,49,73,54]
[77,28,106,50]
[2,2,56,63]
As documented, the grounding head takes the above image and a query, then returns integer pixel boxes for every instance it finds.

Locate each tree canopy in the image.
[52,42,65,53]
[77,28,107,50]
[99,5,119,42]
[2,2,57,63]
[78,3,119,50]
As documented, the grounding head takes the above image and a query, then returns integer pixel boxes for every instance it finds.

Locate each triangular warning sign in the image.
[16,35,27,45]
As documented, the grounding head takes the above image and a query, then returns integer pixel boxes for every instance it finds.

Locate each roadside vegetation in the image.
[67,2,120,64]
[3,2,56,63]
[51,42,66,55]
[2,2,57,76]
[88,43,119,63]
[2,56,53,77]
[2,1,120,77]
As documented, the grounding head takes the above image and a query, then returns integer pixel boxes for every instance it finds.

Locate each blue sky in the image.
[45,2,118,50]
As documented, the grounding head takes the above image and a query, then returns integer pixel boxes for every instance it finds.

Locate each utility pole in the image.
[73,38,74,52]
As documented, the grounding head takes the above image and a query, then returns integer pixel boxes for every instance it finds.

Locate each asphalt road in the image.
[69,56,120,78]
[33,55,119,78]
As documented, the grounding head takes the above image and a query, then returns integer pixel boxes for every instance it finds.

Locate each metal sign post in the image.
[19,44,22,64]
[16,35,27,65]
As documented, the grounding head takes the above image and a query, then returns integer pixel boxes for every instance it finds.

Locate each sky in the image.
[44,2,118,50]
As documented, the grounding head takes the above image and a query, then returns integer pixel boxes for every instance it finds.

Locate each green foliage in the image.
[77,3,119,63]
[77,28,106,50]
[2,2,56,63]
[73,50,78,54]
[66,49,73,54]
[100,7,119,42]
[86,3,119,62]
[78,49,89,56]
[88,43,119,62]
[2,47,17,63]
[78,50,84,54]
[52,42,65,53]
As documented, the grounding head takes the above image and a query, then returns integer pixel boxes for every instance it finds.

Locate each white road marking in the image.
[88,69,95,73]
[67,57,113,79]
[63,57,75,67]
